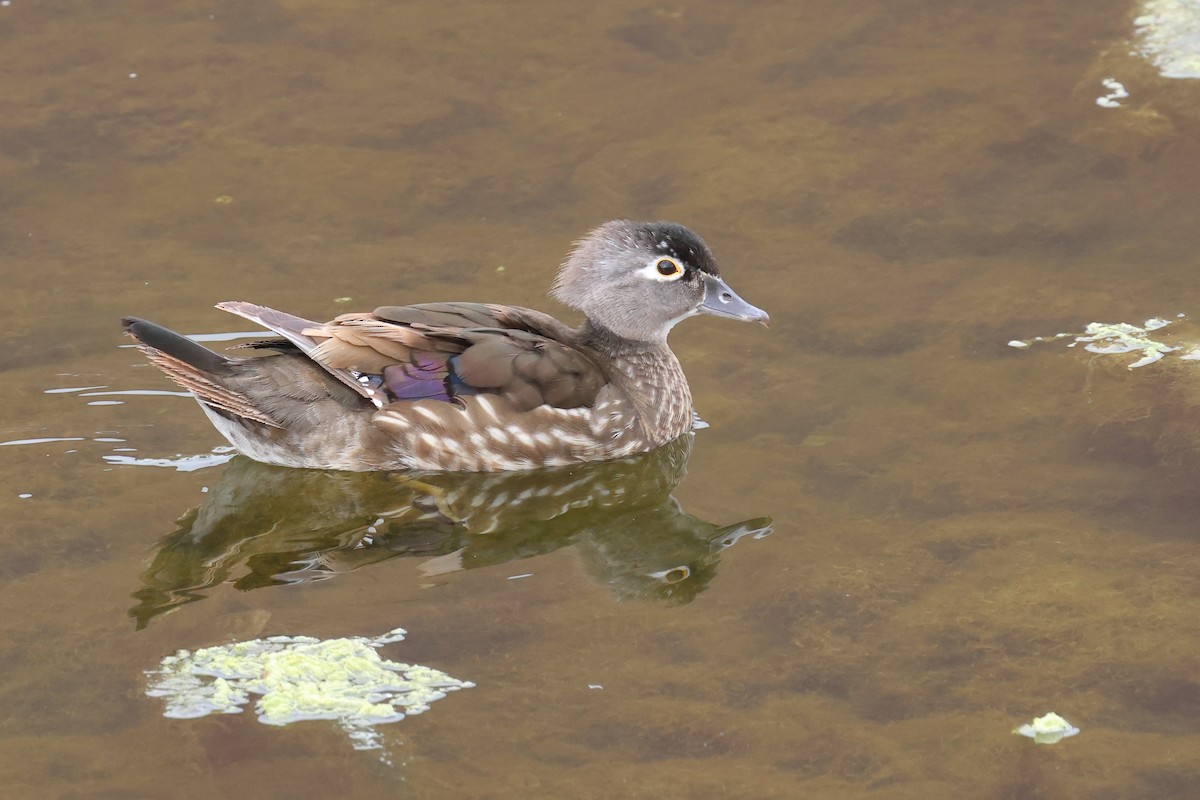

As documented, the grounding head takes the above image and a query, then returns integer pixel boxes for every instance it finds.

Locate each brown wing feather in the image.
[217,301,379,405]
[452,330,605,411]
[372,303,506,329]
[220,300,607,413]
[374,302,579,343]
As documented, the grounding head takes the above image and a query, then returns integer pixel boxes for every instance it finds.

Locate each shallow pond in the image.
[3,0,1200,797]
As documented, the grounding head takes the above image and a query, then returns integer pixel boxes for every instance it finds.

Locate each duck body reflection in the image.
[132,435,771,627]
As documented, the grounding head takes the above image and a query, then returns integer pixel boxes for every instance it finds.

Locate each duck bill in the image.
[698,274,770,326]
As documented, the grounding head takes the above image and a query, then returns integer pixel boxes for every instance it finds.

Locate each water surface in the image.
[3,0,1200,797]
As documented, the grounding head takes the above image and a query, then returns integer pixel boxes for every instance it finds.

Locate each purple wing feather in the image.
[381,354,479,403]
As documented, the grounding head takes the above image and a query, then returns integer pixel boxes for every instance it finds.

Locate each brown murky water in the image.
[4,0,1200,797]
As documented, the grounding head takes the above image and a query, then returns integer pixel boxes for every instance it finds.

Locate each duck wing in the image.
[218,301,607,413]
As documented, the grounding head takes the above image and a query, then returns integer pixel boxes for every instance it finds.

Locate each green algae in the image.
[1008,317,1185,369]
[1013,712,1080,745]
[145,628,473,751]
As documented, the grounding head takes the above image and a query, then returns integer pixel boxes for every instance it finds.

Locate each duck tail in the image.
[121,317,282,427]
[122,317,230,374]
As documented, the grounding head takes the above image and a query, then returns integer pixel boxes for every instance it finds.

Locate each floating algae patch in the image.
[1008,317,1186,368]
[1135,0,1200,79]
[145,628,473,752]
[1013,712,1080,745]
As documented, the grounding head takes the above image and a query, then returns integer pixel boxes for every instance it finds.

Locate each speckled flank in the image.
[374,351,693,471]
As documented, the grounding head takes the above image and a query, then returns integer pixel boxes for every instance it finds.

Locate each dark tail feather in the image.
[121,316,283,427]
[122,317,229,374]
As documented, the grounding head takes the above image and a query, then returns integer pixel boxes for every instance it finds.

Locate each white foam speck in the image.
[0,436,86,447]
[1096,77,1130,107]
[103,449,235,472]
[44,385,107,394]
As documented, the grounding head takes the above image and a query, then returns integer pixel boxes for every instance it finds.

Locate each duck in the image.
[122,220,769,472]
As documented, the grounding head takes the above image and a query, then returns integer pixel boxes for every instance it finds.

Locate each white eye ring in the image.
[637,257,686,282]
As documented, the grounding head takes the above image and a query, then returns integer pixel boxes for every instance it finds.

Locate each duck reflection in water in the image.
[131,435,771,628]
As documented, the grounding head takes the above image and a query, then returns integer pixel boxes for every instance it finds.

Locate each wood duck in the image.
[122,220,769,472]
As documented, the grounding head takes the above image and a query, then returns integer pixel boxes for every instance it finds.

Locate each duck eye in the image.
[655,258,683,277]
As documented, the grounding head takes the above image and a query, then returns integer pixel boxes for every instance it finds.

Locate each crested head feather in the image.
[552,220,721,343]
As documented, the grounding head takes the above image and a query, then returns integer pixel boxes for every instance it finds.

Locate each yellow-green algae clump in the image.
[1013,712,1080,745]
[146,628,473,751]
[1008,317,1183,369]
